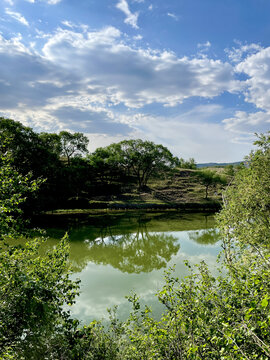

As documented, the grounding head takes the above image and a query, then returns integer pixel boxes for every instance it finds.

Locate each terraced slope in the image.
[88,169,225,210]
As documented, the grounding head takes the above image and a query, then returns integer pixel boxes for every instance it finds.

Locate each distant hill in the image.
[197,161,242,168]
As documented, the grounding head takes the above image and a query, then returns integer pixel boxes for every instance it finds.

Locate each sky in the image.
[0,0,270,162]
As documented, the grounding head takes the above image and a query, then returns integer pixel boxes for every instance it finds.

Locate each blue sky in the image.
[0,0,270,162]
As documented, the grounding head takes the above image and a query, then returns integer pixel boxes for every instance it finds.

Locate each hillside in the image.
[67,168,227,212]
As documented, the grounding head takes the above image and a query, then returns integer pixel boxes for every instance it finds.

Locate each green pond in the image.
[33,211,221,324]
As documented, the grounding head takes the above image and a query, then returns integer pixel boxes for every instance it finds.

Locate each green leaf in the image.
[261,297,268,308]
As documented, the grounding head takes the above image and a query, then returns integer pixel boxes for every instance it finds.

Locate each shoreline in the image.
[40,201,221,215]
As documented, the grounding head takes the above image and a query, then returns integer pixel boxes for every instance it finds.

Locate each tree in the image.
[89,139,178,189]
[179,157,197,169]
[39,132,62,157]
[195,169,227,199]
[217,131,270,263]
[88,144,125,185]
[224,164,235,178]
[0,118,49,175]
[0,118,63,186]
[59,131,89,165]
[0,152,43,238]
[0,119,94,211]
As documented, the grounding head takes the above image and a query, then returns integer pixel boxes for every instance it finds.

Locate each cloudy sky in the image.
[0,0,270,162]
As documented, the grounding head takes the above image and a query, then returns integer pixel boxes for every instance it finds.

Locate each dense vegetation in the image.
[0,119,269,358]
[0,118,229,214]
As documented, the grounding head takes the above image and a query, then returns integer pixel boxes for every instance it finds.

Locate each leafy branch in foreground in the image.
[0,237,80,359]
[0,153,43,239]
[217,131,270,266]
[0,155,80,359]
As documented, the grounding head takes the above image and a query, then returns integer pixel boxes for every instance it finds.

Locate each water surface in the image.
[34,211,221,324]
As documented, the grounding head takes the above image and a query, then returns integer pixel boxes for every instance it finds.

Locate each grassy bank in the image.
[51,169,225,212]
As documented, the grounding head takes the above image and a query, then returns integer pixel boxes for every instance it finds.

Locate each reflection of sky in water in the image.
[70,229,221,324]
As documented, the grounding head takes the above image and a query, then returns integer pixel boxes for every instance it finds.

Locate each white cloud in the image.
[41,27,240,108]
[236,46,270,111]
[214,45,270,145]
[223,111,270,136]
[225,43,262,63]
[25,0,62,4]
[198,41,211,48]
[148,4,153,11]
[116,0,139,29]
[133,34,142,40]
[167,12,179,21]
[61,20,75,28]
[4,0,14,5]
[0,33,32,54]
[46,0,62,4]
[131,112,251,162]
[197,41,211,52]
[5,8,29,26]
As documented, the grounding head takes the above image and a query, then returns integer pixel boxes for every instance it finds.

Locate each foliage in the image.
[88,144,128,190]
[39,132,62,157]
[216,131,270,263]
[0,118,93,211]
[0,153,80,359]
[0,153,43,238]
[224,164,235,178]
[195,169,227,199]
[59,131,89,165]
[179,157,197,169]
[0,118,60,177]
[0,237,80,359]
[113,258,269,359]
[89,139,178,189]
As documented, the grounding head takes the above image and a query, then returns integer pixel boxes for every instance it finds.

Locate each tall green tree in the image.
[179,157,197,169]
[0,153,43,238]
[0,118,46,175]
[59,131,89,165]
[89,139,178,189]
[39,132,62,157]
[195,169,227,199]
[217,131,270,263]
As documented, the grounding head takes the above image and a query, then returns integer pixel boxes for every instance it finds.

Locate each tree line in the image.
[0,117,232,214]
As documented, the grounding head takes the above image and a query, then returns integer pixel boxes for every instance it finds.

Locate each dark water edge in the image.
[31,210,218,238]
[87,202,221,211]
[37,201,221,213]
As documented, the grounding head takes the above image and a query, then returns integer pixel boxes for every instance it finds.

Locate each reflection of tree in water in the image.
[80,220,179,274]
[188,228,220,245]
[47,213,216,273]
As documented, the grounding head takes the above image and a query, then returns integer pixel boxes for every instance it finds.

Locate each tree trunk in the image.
[205,185,209,199]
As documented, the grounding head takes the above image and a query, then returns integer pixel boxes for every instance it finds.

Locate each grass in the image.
[43,167,229,213]
[87,168,227,210]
